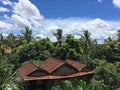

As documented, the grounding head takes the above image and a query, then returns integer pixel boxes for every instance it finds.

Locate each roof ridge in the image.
[39,57,64,73]
[29,61,39,69]
[65,59,86,71]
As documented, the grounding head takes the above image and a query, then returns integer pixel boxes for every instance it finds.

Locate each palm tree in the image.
[53,29,67,59]
[80,30,96,55]
[21,26,33,43]
[117,30,120,42]
[0,33,11,55]
[79,30,97,64]
[53,29,64,47]
[0,33,3,41]
[6,33,17,48]
[105,37,114,42]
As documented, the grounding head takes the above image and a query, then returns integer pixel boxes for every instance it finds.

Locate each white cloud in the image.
[0,0,120,44]
[34,18,119,43]
[0,21,13,30]
[0,0,44,30]
[11,14,31,28]
[98,0,103,3]
[113,0,120,8]
[3,14,10,19]
[2,33,8,38]
[12,0,43,28]
[0,0,12,6]
[0,7,9,12]
[13,0,43,19]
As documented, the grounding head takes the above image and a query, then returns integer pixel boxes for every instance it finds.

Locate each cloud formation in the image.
[11,14,31,28]
[0,21,13,30]
[0,0,44,28]
[34,18,119,43]
[13,0,43,27]
[113,0,120,8]
[0,7,9,12]
[0,0,120,43]
[0,0,12,6]
[97,0,103,3]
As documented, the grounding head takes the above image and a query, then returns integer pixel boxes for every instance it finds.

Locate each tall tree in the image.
[0,33,11,55]
[93,60,120,90]
[103,40,120,62]
[6,33,17,48]
[80,30,96,56]
[0,33,3,41]
[21,27,33,43]
[53,29,64,47]
[117,30,120,42]
[53,29,68,59]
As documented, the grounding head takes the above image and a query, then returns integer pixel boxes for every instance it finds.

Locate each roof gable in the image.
[52,64,78,76]
[65,59,86,71]
[39,57,64,73]
[18,61,38,79]
[27,68,48,77]
[18,57,91,80]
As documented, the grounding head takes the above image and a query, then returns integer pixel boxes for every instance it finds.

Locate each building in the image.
[18,57,93,90]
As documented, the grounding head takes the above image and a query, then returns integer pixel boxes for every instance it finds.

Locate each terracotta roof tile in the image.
[65,59,86,71]
[39,57,64,73]
[18,61,38,80]
[18,57,92,81]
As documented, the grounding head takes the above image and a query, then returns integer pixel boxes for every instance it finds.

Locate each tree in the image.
[80,30,97,56]
[0,33,12,56]
[17,38,54,64]
[53,29,68,59]
[0,56,20,90]
[89,79,109,90]
[117,30,120,42]
[21,27,33,43]
[67,48,78,60]
[103,40,120,62]
[6,33,17,48]
[0,43,11,56]
[93,60,120,90]
[53,29,64,47]
[66,34,81,53]
[0,33,3,41]
[51,80,88,90]
[78,30,97,64]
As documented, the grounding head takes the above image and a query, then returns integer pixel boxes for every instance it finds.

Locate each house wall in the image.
[25,74,93,90]
[25,80,47,90]
[25,80,61,90]
[28,64,78,77]
[28,69,48,77]
[52,64,78,76]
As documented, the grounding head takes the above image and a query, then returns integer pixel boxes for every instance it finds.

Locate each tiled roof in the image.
[39,57,64,73]
[18,61,38,79]
[65,59,86,71]
[18,57,93,81]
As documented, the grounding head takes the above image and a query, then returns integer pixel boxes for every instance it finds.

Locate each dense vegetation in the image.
[0,27,120,90]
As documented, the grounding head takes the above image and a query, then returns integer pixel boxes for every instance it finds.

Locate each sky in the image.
[0,0,120,43]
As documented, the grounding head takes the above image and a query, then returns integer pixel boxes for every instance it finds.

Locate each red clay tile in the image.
[65,59,86,71]
[18,61,38,80]
[39,57,64,73]
[18,57,93,81]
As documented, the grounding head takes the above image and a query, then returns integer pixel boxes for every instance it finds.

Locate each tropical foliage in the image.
[0,27,120,90]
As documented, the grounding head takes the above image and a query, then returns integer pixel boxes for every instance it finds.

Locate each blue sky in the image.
[0,0,120,43]
[31,0,120,20]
